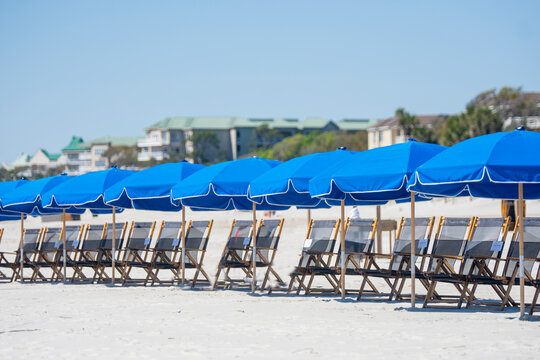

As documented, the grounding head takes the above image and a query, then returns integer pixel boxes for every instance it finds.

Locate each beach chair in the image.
[275,219,340,295]
[527,219,540,315]
[6,228,45,281]
[94,222,128,283]
[0,228,7,280]
[457,217,513,309]
[120,221,156,284]
[144,221,182,284]
[356,217,435,301]
[422,217,511,309]
[53,225,85,282]
[71,224,107,282]
[146,220,213,287]
[468,217,540,313]
[181,220,214,287]
[213,220,256,290]
[31,227,64,282]
[31,226,83,282]
[251,219,285,291]
[422,217,476,308]
[302,218,377,296]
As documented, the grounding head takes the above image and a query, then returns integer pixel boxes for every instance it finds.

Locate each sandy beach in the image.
[1,197,539,359]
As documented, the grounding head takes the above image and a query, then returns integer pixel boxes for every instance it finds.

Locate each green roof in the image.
[301,117,333,129]
[40,149,61,161]
[82,136,141,147]
[145,117,341,131]
[62,136,88,152]
[336,118,378,131]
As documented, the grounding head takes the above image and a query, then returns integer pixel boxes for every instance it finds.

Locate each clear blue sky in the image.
[1,1,539,162]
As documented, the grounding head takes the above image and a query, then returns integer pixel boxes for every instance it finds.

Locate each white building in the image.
[138,117,376,162]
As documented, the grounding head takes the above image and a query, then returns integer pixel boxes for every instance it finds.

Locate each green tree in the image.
[251,124,282,150]
[396,108,419,137]
[440,106,502,146]
[103,145,139,168]
[189,131,220,164]
[248,130,368,161]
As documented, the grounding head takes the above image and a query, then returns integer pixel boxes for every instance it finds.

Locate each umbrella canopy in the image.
[0,178,27,217]
[0,214,24,221]
[1,174,86,215]
[104,161,205,211]
[407,128,540,199]
[41,167,136,210]
[248,148,357,208]
[309,139,447,202]
[171,157,289,211]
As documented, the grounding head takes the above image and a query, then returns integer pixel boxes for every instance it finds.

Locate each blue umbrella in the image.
[0,178,27,217]
[1,174,88,282]
[41,166,136,284]
[171,157,289,292]
[309,139,447,302]
[408,128,540,317]
[104,161,204,211]
[172,157,289,211]
[248,148,357,208]
[104,161,204,284]
[1,174,86,215]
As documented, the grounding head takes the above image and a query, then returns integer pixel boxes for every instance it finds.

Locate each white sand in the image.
[1,197,539,359]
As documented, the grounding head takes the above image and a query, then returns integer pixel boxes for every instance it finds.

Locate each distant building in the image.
[367,115,445,149]
[2,153,31,171]
[62,136,92,175]
[84,136,140,170]
[138,117,377,162]
[61,136,140,175]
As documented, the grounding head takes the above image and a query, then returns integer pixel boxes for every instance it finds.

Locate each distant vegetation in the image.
[248,130,368,161]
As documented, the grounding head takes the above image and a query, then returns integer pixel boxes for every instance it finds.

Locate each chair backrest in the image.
[184,220,213,266]
[344,218,376,253]
[101,222,127,250]
[256,219,283,250]
[39,227,63,252]
[253,219,283,264]
[299,219,340,268]
[226,220,254,250]
[504,217,540,278]
[81,224,106,250]
[428,217,474,272]
[304,219,339,253]
[63,225,84,251]
[125,221,155,250]
[155,221,182,251]
[390,217,434,271]
[185,220,213,251]
[22,228,43,252]
[462,217,508,275]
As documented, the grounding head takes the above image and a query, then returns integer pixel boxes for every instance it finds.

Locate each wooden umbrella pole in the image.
[340,200,346,299]
[307,209,311,228]
[251,202,257,292]
[376,205,382,253]
[62,208,67,283]
[410,191,416,308]
[518,183,525,317]
[181,206,186,285]
[19,213,24,283]
[112,206,116,285]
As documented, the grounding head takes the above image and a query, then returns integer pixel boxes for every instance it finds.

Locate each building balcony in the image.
[138,152,165,162]
[138,137,169,147]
